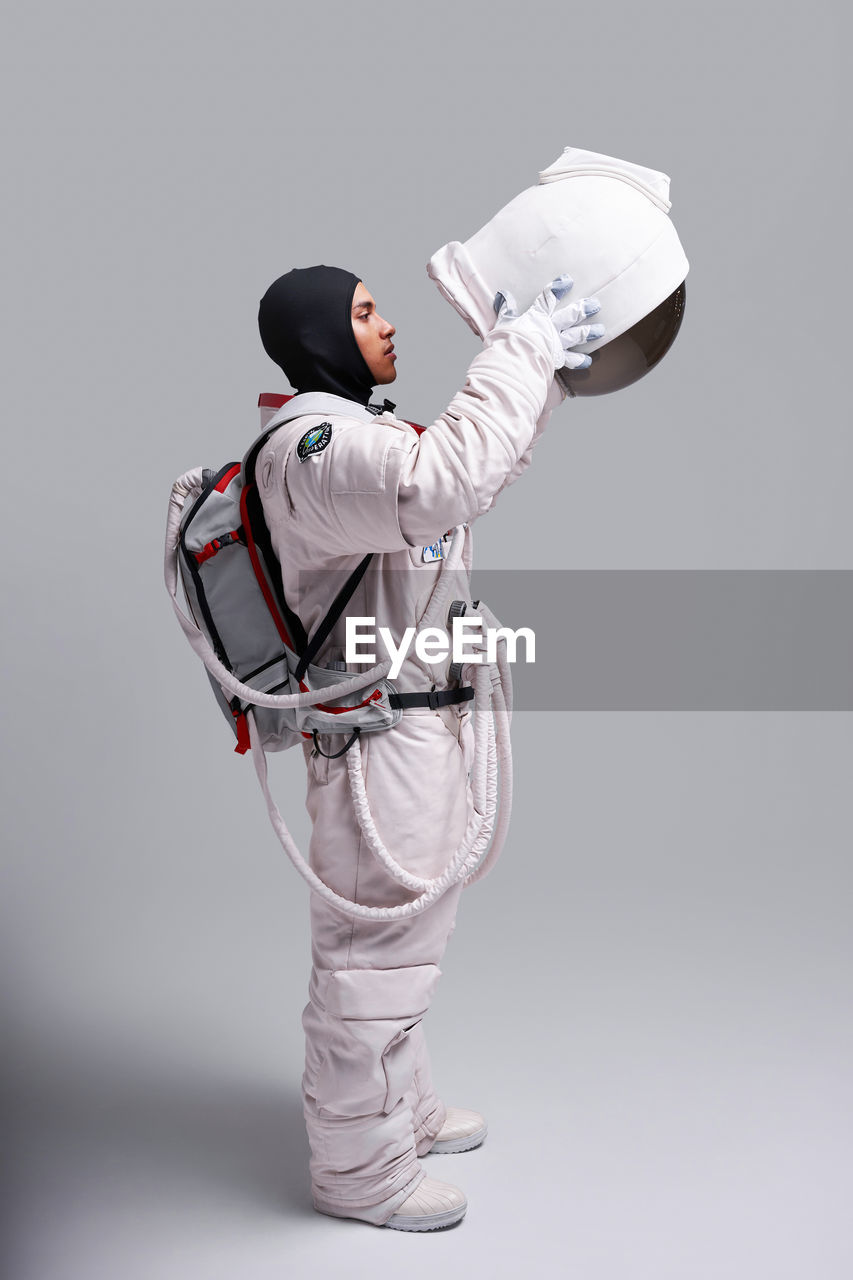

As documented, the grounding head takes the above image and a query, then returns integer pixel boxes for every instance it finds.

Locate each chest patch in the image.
[296,422,333,462]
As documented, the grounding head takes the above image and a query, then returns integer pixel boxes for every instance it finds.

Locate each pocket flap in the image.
[324,964,441,1020]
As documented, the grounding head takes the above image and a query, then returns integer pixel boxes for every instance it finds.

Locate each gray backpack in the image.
[165,396,401,755]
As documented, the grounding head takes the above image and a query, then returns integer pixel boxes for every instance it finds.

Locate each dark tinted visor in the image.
[558,281,686,398]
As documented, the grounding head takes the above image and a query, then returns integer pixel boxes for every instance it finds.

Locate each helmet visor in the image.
[558,281,686,398]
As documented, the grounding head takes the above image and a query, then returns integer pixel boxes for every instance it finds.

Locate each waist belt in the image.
[310,685,475,757]
[388,686,475,711]
[389,686,473,716]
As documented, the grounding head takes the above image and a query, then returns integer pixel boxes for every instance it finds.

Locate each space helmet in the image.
[427,146,688,397]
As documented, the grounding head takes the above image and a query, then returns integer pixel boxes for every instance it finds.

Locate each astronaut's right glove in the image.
[494,275,604,371]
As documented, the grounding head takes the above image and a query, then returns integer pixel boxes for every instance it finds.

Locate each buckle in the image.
[426,689,440,710]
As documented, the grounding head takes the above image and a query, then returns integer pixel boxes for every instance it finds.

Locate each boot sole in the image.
[385,1204,467,1231]
[428,1124,487,1155]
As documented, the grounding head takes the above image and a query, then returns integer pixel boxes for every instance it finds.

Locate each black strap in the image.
[388,686,475,711]
[241,425,308,653]
[242,422,373,677]
[311,728,361,758]
[242,483,308,652]
[294,553,374,683]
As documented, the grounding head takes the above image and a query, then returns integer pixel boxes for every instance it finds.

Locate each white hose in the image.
[479,601,515,722]
[250,703,491,921]
[248,599,515,918]
[463,663,513,886]
[250,656,509,920]
[344,664,498,896]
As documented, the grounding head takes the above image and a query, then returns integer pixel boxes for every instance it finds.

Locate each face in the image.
[351,282,397,385]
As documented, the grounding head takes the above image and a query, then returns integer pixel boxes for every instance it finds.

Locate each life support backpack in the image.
[170,395,402,755]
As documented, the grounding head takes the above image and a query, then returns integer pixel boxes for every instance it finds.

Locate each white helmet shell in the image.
[427,146,689,357]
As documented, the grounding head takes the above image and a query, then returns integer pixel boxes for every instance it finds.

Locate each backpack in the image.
[165,395,401,755]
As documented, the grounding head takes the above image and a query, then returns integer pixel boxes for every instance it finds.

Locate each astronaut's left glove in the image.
[494,275,604,371]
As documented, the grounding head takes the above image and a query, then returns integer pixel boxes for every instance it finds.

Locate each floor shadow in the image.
[7,1054,314,1219]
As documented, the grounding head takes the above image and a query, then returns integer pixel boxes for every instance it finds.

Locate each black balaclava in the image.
[258,265,375,406]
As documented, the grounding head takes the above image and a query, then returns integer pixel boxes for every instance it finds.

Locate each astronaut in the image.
[253,263,598,1230]
[255,147,687,1232]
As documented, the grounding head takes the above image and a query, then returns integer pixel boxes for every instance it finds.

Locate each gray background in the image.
[2,1,851,1276]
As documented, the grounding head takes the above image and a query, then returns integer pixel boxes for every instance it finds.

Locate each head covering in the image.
[258,265,375,405]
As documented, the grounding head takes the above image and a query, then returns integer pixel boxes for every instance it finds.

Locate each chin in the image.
[374,367,398,385]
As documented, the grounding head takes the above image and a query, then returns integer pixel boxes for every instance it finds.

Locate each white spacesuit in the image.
[255,282,576,1227]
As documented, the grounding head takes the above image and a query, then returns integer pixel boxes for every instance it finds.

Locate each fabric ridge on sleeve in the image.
[396,314,557,545]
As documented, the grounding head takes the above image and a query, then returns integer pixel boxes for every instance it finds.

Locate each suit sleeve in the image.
[395,309,561,545]
[479,374,566,516]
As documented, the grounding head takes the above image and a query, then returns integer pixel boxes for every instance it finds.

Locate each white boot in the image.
[385,1176,467,1231]
[428,1107,488,1154]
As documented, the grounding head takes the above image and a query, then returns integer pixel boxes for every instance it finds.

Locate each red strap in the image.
[214,464,241,493]
[194,530,240,566]
[298,679,382,714]
[258,392,294,409]
[232,709,251,755]
[239,484,293,648]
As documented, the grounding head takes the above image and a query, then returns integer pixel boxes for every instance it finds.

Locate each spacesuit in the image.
[253,146,689,1231]
[255,265,576,1227]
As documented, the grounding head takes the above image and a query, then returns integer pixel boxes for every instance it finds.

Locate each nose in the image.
[378,313,395,338]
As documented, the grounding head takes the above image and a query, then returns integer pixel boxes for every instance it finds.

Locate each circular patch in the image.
[296,422,333,462]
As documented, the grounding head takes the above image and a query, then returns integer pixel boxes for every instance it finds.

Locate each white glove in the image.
[495,275,604,371]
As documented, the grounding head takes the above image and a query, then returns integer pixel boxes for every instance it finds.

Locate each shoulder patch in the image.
[296,422,333,462]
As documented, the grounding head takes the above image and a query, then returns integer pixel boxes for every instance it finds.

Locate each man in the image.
[256,264,601,1230]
